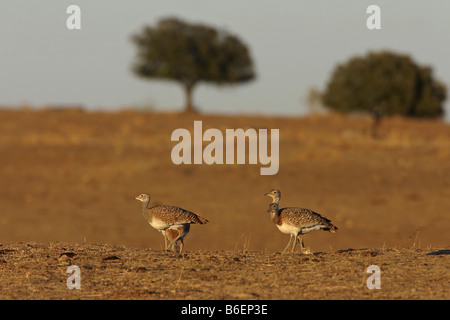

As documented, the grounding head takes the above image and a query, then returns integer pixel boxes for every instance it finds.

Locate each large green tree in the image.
[321,51,447,118]
[131,17,256,112]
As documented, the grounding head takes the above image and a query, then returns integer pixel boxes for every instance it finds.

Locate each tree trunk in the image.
[183,84,196,113]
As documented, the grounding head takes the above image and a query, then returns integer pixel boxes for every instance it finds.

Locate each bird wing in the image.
[279,207,333,227]
[148,205,207,225]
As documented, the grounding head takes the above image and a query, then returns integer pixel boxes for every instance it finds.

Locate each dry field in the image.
[0,242,448,300]
[0,108,449,300]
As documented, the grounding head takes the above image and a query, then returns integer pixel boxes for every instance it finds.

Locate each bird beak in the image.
[265,193,270,196]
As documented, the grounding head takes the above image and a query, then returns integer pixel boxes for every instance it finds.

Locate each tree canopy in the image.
[131,17,256,112]
[321,51,447,118]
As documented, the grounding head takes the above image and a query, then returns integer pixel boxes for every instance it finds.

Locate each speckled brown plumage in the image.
[266,190,338,254]
[135,193,208,252]
[275,206,337,232]
[144,205,208,225]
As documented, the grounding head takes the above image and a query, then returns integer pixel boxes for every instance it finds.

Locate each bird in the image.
[265,189,338,254]
[160,225,190,253]
[134,193,208,253]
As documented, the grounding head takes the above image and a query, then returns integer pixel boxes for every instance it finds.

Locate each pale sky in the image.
[1,0,449,120]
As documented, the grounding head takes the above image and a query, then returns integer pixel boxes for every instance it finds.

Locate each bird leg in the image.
[299,237,304,252]
[170,239,181,253]
[167,230,183,251]
[300,237,305,251]
[291,234,299,253]
[179,238,184,254]
[160,231,170,251]
[164,234,169,251]
[281,235,293,254]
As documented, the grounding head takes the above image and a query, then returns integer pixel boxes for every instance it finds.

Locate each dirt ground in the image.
[0,108,449,299]
[0,242,448,300]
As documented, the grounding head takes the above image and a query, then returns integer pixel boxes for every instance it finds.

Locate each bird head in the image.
[267,203,279,213]
[134,193,150,202]
[265,189,281,201]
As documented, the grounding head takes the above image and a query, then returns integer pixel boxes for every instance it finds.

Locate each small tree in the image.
[131,17,256,112]
[321,51,447,118]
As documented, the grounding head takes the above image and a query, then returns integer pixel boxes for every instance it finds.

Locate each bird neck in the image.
[271,197,280,205]
[269,209,280,225]
[141,198,150,210]
[270,197,281,224]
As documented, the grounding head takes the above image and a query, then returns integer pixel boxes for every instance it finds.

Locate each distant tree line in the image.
[321,51,447,118]
[131,17,446,118]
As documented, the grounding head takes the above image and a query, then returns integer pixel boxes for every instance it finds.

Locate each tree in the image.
[321,51,447,118]
[131,17,256,112]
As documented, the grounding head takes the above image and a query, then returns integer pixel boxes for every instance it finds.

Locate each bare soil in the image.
[0,108,449,299]
[0,242,448,300]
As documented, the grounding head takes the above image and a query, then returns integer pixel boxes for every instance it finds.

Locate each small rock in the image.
[102,255,120,261]
[58,252,76,260]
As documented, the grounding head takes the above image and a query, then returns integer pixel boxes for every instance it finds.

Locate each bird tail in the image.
[195,215,209,224]
[327,223,338,233]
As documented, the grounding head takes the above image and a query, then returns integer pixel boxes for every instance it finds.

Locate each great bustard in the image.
[135,193,208,253]
[265,189,338,254]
